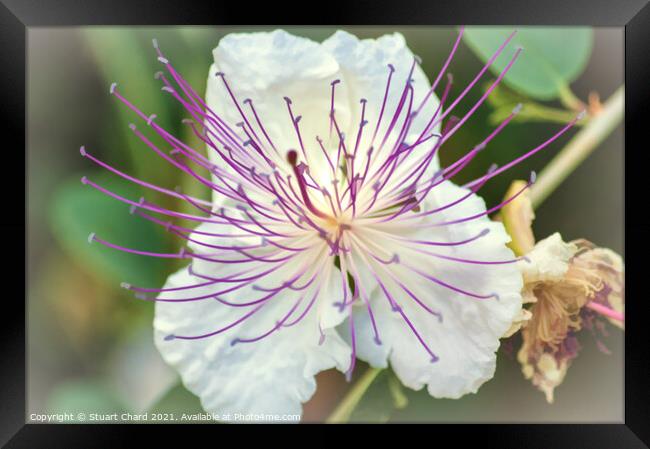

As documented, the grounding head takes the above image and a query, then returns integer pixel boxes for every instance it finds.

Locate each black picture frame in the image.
[5,0,649,446]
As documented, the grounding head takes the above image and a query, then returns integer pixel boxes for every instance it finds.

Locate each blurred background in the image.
[27,26,623,423]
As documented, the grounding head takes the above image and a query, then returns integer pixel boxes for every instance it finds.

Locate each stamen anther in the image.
[287,149,298,166]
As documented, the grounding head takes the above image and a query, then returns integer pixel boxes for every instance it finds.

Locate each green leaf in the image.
[83,28,178,187]
[147,381,204,416]
[46,381,127,417]
[462,27,593,100]
[49,171,169,287]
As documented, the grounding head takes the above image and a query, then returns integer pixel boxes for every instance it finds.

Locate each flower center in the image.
[321,214,352,234]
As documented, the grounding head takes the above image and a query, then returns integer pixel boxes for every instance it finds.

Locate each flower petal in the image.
[206,30,353,187]
[154,232,351,419]
[344,180,523,398]
[322,30,442,177]
[523,232,577,282]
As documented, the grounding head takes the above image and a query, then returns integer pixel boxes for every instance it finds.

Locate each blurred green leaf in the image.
[84,28,178,186]
[108,328,178,413]
[47,380,127,416]
[463,27,593,100]
[147,381,204,415]
[485,80,528,108]
[49,171,169,287]
[486,82,587,126]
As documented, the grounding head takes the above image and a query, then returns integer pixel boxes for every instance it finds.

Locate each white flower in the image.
[82,29,581,421]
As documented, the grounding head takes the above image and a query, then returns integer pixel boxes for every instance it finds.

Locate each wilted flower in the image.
[500,182,624,403]
[82,29,581,419]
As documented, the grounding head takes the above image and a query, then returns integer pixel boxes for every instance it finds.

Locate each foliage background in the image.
[27,26,623,423]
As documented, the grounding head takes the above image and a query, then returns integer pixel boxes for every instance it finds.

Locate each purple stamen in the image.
[371,63,396,146]
[329,79,340,135]
[287,150,329,220]
[345,242,382,346]
[84,30,579,371]
[424,172,535,228]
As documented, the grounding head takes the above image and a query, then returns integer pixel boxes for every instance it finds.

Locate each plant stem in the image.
[490,102,588,127]
[529,86,624,209]
[557,82,586,111]
[387,372,409,409]
[325,367,382,423]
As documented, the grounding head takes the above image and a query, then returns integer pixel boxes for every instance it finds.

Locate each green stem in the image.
[557,82,585,111]
[325,367,382,423]
[387,372,409,409]
[529,86,624,209]
[490,102,589,127]
[325,85,624,424]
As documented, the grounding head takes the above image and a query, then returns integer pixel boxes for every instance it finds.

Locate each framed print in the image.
[5,0,649,446]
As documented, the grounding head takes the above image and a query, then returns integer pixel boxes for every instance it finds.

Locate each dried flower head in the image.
[501,181,624,403]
